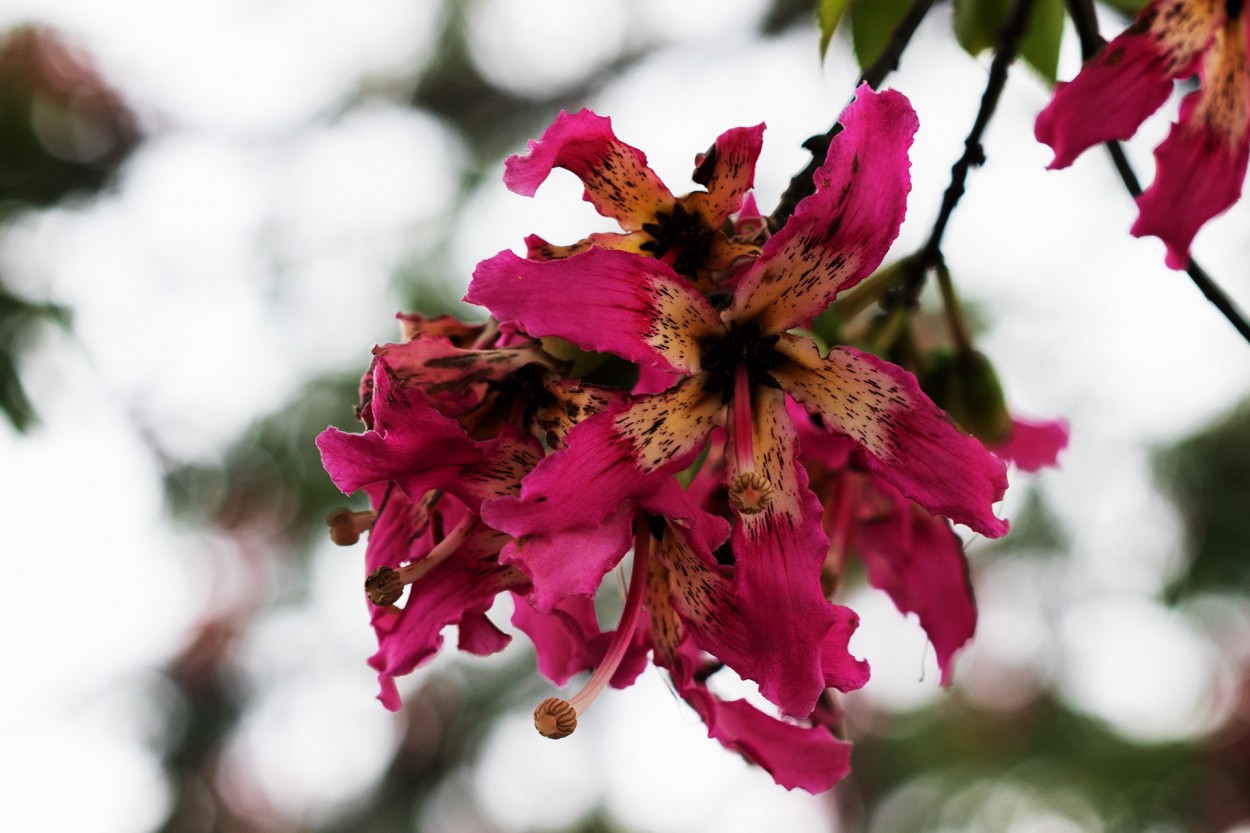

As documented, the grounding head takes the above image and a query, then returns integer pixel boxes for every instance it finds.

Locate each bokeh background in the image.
[2,0,1249,831]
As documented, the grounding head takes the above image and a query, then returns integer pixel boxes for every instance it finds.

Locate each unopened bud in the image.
[923,348,1011,445]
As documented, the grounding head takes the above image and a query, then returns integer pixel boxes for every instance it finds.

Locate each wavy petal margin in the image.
[724,385,868,716]
[1133,16,1250,269]
[684,123,766,225]
[728,85,916,332]
[504,109,674,230]
[1035,0,1221,168]
[468,248,723,374]
[775,337,1008,538]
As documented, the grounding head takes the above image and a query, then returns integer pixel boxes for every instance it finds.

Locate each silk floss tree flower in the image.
[468,86,1010,728]
[505,107,766,289]
[1035,0,1250,269]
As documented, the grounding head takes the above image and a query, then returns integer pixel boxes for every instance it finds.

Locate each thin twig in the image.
[914,0,1040,283]
[769,0,937,230]
[1065,0,1250,345]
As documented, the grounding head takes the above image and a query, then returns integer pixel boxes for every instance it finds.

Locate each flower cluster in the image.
[317,85,1064,792]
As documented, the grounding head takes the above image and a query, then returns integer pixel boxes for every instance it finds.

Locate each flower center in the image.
[639,202,718,279]
[533,512,651,739]
[362,512,476,606]
[1228,0,1243,21]
[698,321,785,401]
[326,508,376,545]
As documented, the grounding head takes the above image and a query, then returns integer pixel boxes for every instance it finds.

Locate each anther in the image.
[534,697,578,739]
[364,567,403,606]
[531,512,652,740]
[729,471,774,514]
[361,512,480,607]
[327,508,375,546]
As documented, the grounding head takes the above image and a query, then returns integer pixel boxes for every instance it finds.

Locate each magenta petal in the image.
[495,503,634,611]
[728,85,917,332]
[316,365,490,509]
[457,611,512,656]
[775,338,1008,538]
[994,417,1070,472]
[1035,13,1201,168]
[853,484,976,687]
[503,109,674,229]
[685,687,853,793]
[686,123,766,224]
[513,593,648,689]
[724,386,854,715]
[367,523,523,684]
[373,336,555,416]
[376,673,402,712]
[665,648,853,793]
[468,248,723,374]
[820,604,871,693]
[1133,56,1250,269]
[512,594,605,686]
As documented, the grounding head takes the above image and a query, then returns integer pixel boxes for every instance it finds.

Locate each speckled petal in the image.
[1133,15,1249,269]
[373,336,556,416]
[1035,0,1222,168]
[468,248,724,374]
[482,377,722,608]
[504,109,674,230]
[774,336,1008,538]
[524,230,650,260]
[727,85,917,333]
[724,385,868,716]
[682,123,765,225]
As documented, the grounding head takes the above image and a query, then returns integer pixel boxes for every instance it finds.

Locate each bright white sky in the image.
[2,0,1250,831]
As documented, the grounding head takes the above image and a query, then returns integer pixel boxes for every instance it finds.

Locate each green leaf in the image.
[1100,0,1149,15]
[952,0,1065,84]
[818,0,852,59]
[850,0,912,71]
[1021,0,1065,84]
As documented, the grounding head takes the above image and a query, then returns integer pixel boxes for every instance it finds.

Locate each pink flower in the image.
[1035,0,1250,269]
[467,85,1008,718]
[506,108,765,287]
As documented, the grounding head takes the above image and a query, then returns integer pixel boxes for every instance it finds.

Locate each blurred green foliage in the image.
[1156,399,1250,603]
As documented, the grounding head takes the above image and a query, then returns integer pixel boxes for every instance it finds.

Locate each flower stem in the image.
[906,0,1037,304]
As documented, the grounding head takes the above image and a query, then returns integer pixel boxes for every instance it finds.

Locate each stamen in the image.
[361,512,477,606]
[327,508,376,545]
[533,512,651,739]
[727,363,774,515]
